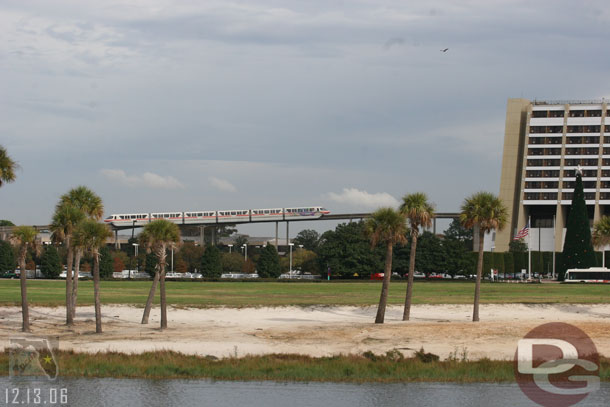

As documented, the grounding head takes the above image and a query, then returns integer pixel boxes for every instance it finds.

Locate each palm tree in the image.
[10,226,38,332]
[139,219,180,329]
[74,220,111,333]
[593,216,610,268]
[400,193,435,321]
[0,146,19,187]
[50,204,85,326]
[364,207,408,324]
[59,187,104,321]
[460,192,507,322]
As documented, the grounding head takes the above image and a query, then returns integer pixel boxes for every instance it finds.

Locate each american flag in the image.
[514,221,529,240]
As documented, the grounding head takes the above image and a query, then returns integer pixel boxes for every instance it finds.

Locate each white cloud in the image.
[209,176,237,192]
[100,169,184,189]
[325,187,399,209]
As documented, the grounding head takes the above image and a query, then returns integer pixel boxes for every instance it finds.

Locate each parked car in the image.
[370,273,384,281]
[0,271,17,279]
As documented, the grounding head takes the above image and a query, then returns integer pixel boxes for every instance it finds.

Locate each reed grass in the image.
[1,350,608,383]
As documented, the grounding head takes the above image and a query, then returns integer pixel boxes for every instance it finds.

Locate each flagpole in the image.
[527,216,532,280]
[552,215,557,280]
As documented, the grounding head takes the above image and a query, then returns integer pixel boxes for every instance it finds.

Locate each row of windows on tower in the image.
[528,136,607,144]
[526,158,610,167]
[531,109,604,118]
[524,192,602,200]
[524,181,609,189]
[527,147,610,156]
[525,169,609,178]
[530,125,609,134]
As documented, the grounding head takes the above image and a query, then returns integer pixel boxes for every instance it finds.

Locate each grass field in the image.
[0,279,608,307]
[0,350,608,382]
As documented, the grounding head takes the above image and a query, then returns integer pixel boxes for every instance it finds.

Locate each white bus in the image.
[564,267,610,283]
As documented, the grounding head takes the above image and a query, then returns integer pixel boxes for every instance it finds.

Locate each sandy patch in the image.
[1,304,609,360]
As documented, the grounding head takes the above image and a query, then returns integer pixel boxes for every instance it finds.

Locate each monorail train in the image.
[104,206,330,227]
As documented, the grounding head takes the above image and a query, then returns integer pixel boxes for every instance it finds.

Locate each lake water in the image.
[1,377,609,407]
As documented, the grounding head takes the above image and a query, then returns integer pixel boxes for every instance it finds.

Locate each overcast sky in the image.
[2,0,610,236]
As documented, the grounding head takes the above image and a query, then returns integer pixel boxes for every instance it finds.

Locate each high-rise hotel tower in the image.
[495,98,609,252]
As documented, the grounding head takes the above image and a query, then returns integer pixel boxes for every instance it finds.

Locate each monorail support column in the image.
[286,222,290,246]
[275,222,278,248]
[212,227,216,246]
[199,226,205,246]
[114,229,120,250]
[433,218,437,235]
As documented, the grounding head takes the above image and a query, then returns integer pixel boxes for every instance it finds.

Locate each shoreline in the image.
[1,304,609,361]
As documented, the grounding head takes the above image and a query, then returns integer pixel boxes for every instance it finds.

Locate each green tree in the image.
[509,239,528,253]
[40,245,61,278]
[400,192,434,321]
[11,226,38,332]
[442,238,474,277]
[292,248,319,274]
[444,219,473,250]
[234,235,248,248]
[257,244,281,278]
[201,245,222,278]
[179,242,205,273]
[412,231,444,276]
[144,252,158,276]
[0,220,15,227]
[317,222,384,279]
[592,215,610,267]
[0,240,16,273]
[99,246,113,278]
[221,252,244,273]
[139,219,180,329]
[0,146,18,187]
[365,207,408,324]
[460,192,507,322]
[293,229,321,251]
[73,220,111,333]
[561,172,597,279]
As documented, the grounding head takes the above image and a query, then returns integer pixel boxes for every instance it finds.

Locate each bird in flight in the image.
[440,48,449,52]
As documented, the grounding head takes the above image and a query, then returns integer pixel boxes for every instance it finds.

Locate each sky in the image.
[2,0,610,237]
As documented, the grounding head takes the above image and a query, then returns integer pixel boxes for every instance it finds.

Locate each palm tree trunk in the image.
[141,271,160,324]
[375,243,394,324]
[159,245,168,329]
[19,248,30,332]
[473,227,485,322]
[93,250,102,333]
[160,265,167,330]
[65,238,74,326]
[71,248,82,321]
[403,231,418,321]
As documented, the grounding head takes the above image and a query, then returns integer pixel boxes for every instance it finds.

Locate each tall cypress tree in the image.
[561,171,597,279]
[257,244,281,278]
[201,245,222,278]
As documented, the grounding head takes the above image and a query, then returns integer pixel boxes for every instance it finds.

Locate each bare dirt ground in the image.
[1,304,609,360]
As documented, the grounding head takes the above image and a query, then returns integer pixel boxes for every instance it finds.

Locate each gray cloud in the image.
[100,169,185,189]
